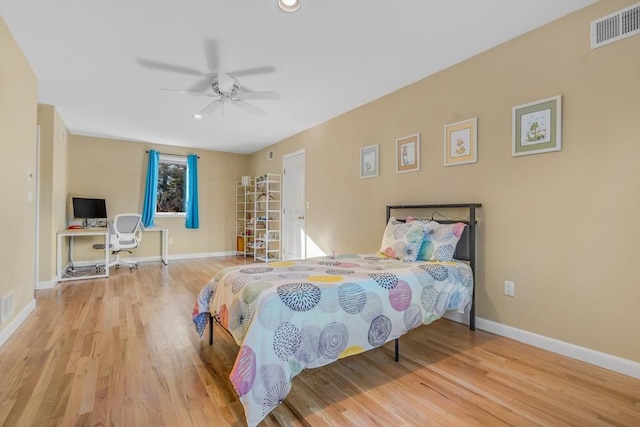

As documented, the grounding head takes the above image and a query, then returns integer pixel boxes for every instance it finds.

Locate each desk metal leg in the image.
[103,233,110,277]
[57,234,62,281]
[161,229,168,265]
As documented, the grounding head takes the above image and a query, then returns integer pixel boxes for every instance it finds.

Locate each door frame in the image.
[34,125,40,292]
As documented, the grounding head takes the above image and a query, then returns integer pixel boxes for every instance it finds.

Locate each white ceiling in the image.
[1,0,597,154]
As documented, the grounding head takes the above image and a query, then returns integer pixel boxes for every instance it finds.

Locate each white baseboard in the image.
[54,252,240,284]
[75,251,238,266]
[36,276,56,290]
[167,251,237,260]
[0,298,36,347]
[473,317,640,379]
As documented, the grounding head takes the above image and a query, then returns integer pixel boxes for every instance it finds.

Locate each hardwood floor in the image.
[1,257,638,426]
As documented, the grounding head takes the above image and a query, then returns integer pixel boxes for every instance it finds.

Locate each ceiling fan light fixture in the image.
[278,0,301,13]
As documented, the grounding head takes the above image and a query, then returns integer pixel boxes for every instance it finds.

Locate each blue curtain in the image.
[185,154,199,229]
[141,149,159,227]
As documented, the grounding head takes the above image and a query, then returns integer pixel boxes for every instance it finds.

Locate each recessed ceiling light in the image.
[278,0,301,13]
[193,114,203,119]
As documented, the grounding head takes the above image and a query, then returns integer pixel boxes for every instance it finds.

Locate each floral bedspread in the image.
[193,254,473,426]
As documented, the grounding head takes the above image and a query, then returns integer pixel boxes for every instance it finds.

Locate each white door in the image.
[282,150,305,260]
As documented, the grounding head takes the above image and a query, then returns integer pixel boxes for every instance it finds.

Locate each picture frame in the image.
[360,144,379,178]
[396,133,420,173]
[444,117,478,166]
[512,95,562,157]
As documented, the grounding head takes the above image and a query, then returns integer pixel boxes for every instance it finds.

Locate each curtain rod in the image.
[145,150,199,159]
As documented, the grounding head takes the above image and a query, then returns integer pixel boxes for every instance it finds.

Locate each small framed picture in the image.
[444,117,478,166]
[512,95,562,156]
[396,133,420,173]
[360,144,379,178]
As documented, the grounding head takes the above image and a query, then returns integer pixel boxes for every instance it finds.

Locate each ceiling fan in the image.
[161,72,280,118]
[137,41,280,117]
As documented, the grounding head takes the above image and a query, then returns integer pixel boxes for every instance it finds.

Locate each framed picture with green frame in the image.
[512,95,562,157]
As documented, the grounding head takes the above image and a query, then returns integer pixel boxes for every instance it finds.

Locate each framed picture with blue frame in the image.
[360,144,379,178]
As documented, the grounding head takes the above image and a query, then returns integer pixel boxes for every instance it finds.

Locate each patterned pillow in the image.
[406,217,466,262]
[379,217,425,262]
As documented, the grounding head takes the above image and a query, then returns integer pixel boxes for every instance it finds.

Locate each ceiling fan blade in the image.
[136,59,204,76]
[199,99,222,115]
[228,66,276,78]
[161,88,212,97]
[236,91,281,101]
[202,39,220,73]
[232,100,267,117]
[185,78,213,93]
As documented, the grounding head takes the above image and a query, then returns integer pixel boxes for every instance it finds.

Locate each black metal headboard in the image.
[386,203,481,330]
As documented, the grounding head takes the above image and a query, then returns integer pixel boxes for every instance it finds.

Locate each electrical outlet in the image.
[504,280,515,297]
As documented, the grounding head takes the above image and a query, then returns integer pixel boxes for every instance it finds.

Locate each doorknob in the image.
[298,216,305,220]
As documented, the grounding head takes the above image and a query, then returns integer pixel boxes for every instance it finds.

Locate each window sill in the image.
[156,212,186,218]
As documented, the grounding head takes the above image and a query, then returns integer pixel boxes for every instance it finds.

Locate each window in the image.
[157,154,186,215]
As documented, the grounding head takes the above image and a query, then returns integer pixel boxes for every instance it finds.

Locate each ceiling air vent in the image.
[591,2,640,49]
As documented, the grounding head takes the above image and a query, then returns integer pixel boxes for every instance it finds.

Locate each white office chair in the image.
[94,213,143,271]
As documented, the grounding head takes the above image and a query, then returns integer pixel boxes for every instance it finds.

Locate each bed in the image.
[193,203,481,426]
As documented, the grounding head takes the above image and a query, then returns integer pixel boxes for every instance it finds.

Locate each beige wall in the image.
[249,0,640,363]
[0,17,38,332]
[66,135,249,259]
[37,104,68,284]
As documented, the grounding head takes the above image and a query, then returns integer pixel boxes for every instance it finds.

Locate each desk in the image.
[57,228,110,282]
[144,226,169,265]
[56,226,169,282]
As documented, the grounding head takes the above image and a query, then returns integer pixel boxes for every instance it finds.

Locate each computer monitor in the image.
[72,197,107,226]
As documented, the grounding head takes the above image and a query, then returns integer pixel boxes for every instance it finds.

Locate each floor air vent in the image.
[591,2,640,49]
[1,291,14,323]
